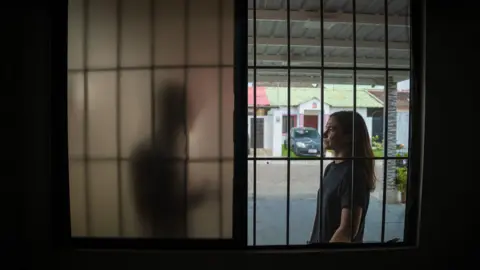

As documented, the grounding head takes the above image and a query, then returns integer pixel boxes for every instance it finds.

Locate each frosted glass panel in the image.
[187,162,221,238]
[154,0,185,65]
[68,0,84,69]
[87,71,117,158]
[89,161,119,237]
[87,0,118,68]
[120,70,152,158]
[188,0,219,65]
[221,67,234,159]
[69,161,87,236]
[187,68,219,159]
[68,73,84,158]
[222,0,234,66]
[120,161,143,237]
[121,0,151,67]
[68,0,234,239]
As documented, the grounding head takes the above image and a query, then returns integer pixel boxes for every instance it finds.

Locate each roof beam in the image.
[249,55,409,68]
[248,37,409,51]
[249,9,410,28]
[249,75,384,85]
[251,69,408,78]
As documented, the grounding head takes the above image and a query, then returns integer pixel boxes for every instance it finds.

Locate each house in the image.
[248,87,384,156]
[367,89,411,148]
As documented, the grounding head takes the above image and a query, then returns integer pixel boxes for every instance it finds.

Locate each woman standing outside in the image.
[309,111,376,243]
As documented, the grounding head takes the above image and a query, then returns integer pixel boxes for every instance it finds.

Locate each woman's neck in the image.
[333,149,349,163]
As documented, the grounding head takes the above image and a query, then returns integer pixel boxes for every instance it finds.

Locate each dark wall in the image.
[4,0,475,268]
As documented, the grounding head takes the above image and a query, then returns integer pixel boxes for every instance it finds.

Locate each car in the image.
[289,127,321,156]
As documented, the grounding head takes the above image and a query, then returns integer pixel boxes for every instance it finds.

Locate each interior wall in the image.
[67,0,234,238]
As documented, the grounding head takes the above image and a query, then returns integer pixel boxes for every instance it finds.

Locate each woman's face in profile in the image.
[323,117,346,151]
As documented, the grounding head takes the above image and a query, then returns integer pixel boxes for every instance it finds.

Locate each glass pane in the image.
[68,0,233,239]
[188,0,219,65]
[324,0,353,68]
[120,0,151,67]
[289,160,321,245]
[88,161,119,237]
[87,71,117,158]
[154,0,185,66]
[87,0,118,69]
[120,70,152,159]
[387,0,411,69]
[249,159,287,246]
[68,0,84,70]
[68,72,85,158]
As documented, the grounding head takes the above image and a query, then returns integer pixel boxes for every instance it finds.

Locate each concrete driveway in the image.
[247,160,405,246]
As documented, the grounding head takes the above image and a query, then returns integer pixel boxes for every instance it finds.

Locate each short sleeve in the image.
[339,165,369,209]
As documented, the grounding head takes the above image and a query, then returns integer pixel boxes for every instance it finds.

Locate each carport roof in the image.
[265,87,384,108]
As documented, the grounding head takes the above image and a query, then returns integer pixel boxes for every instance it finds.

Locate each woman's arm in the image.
[329,207,363,243]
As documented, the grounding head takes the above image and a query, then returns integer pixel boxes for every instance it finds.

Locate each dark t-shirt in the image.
[309,160,370,243]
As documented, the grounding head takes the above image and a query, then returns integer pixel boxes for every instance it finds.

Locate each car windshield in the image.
[293,129,319,139]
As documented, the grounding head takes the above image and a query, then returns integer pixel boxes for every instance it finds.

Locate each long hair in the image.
[330,111,376,191]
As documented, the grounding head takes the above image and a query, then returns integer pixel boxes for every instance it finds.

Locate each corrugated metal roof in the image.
[249,0,411,85]
[265,87,384,107]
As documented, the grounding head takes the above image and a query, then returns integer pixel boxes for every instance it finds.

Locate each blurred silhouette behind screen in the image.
[67,0,234,238]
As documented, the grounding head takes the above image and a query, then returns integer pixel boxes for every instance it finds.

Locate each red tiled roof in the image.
[248,86,269,105]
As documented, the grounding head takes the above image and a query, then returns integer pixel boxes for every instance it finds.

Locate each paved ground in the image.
[247,161,405,246]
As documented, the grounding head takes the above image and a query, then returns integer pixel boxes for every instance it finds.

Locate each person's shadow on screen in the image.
[129,81,211,238]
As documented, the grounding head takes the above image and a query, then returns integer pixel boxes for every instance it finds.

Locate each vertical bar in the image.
[404,0,421,245]
[351,0,357,242]
[82,0,91,236]
[318,0,325,244]
[150,0,155,148]
[116,0,124,236]
[184,0,190,238]
[252,0,257,246]
[380,0,389,243]
[233,0,248,246]
[217,0,224,237]
[286,0,291,245]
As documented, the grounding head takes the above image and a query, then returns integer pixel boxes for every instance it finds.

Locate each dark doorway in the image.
[371,114,384,142]
[250,118,264,148]
[304,115,318,130]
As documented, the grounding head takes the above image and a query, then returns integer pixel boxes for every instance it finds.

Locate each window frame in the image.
[54,0,424,251]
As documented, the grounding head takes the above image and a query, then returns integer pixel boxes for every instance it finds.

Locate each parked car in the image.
[289,127,321,156]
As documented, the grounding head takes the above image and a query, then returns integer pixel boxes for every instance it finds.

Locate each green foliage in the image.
[396,167,407,193]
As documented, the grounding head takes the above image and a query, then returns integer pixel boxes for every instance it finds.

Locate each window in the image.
[67,0,237,247]
[248,0,418,247]
[282,115,296,133]
[65,0,420,250]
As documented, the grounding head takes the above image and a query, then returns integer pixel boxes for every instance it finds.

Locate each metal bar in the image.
[68,64,234,72]
[318,0,325,244]
[286,0,291,246]
[233,0,249,246]
[217,0,224,238]
[381,0,390,243]
[150,0,155,151]
[68,156,408,162]
[82,0,91,237]
[351,0,357,243]
[184,0,190,238]
[404,0,422,246]
[252,0,257,246]
[115,0,123,237]
[248,66,409,72]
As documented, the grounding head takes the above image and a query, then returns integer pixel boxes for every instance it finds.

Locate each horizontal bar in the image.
[249,66,410,72]
[68,64,234,72]
[69,157,234,162]
[72,237,412,250]
[248,157,408,161]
